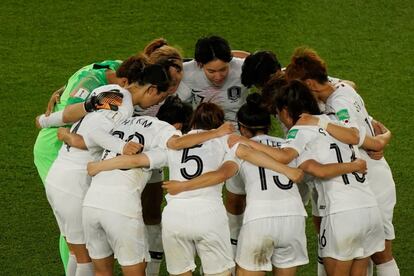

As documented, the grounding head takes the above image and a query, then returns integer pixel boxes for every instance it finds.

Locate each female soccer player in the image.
[77,96,233,276]
[284,47,399,276]
[34,38,185,274]
[84,102,243,276]
[45,55,175,276]
[225,93,309,276]
[176,35,248,126]
[231,80,384,276]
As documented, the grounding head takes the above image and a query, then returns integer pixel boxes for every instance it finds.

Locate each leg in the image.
[67,243,91,263]
[273,266,297,276]
[67,243,94,276]
[92,255,115,276]
[323,258,352,276]
[372,241,400,276]
[121,261,147,276]
[224,189,246,257]
[142,177,164,276]
[236,265,265,276]
[350,257,369,276]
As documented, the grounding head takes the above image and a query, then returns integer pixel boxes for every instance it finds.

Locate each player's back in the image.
[286,115,377,216]
[166,129,231,202]
[239,135,307,223]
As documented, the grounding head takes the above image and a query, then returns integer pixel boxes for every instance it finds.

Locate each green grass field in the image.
[0,0,413,275]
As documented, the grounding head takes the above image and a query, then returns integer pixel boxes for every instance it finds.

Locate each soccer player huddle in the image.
[34,36,399,276]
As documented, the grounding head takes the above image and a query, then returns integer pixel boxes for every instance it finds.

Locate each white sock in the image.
[227,212,243,257]
[227,212,243,276]
[376,259,400,276]
[146,224,163,276]
[66,254,77,276]
[75,262,94,276]
[366,259,373,276]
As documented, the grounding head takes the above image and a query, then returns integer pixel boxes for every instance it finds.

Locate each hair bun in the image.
[246,93,263,108]
[143,38,169,56]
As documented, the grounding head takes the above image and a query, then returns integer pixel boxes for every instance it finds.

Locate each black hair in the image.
[274,80,321,124]
[237,93,270,135]
[116,55,171,93]
[194,36,232,65]
[241,51,282,88]
[261,72,287,114]
[156,95,193,128]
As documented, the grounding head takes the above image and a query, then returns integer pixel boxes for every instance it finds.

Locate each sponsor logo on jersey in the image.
[336,108,350,123]
[227,86,242,101]
[287,129,299,139]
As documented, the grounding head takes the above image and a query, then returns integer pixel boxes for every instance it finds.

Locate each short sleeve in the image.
[281,128,309,156]
[176,81,193,103]
[144,149,168,169]
[151,124,182,150]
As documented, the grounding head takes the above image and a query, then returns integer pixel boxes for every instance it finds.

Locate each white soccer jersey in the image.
[325,82,396,197]
[83,116,180,218]
[176,58,248,125]
[47,85,133,196]
[234,135,307,224]
[165,130,238,202]
[282,115,377,216]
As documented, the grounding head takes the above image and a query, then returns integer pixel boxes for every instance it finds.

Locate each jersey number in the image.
[102,130,145,171]
[329,143,365,185]
[65,117,84,152]
[258,167,293,190]
[180,144,203,180]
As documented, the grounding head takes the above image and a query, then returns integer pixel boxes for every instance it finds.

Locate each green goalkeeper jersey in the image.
[33,60,122,183]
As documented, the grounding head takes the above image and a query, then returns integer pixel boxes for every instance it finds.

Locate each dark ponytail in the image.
[241,51,281,88]
[274,80,321,124]
[237,93,270,135]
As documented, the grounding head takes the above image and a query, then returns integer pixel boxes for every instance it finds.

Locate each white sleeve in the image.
[295,147,318,166]
[151,124,182,150]
[281,128,310,156]
[143,149,168,169]
[38,111,65,128]
[330,98,366,146]
[330,98,361,130]
[83,112,126,154]
[223,143,242,169]
[176,81,193,103]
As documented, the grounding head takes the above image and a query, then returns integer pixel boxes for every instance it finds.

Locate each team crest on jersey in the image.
[227,86,242,101]
[287,129,299,139]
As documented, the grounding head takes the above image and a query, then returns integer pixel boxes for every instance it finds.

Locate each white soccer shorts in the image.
[83,207,150,266]
[319,207,385,261]
[236,216,308,271]
[162,199,235,275]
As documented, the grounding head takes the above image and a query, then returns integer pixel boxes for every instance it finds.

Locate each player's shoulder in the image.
[253,134,284,148]
[230,57,245,68]
[286,124,321,140]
